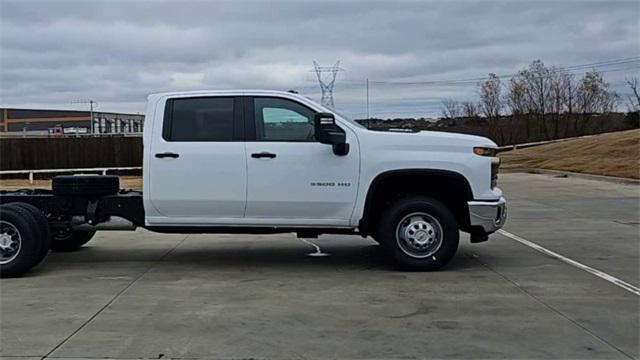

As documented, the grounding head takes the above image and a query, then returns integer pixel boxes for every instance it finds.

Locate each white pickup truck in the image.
[0,90,506,277]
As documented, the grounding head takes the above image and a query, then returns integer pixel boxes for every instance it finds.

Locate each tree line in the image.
[441,60,639,144]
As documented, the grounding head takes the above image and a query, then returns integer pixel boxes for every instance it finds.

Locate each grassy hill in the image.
[500,129,639,179]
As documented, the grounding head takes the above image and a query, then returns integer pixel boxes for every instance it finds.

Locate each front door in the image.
[147,96,247,222]
[244,96,359,226]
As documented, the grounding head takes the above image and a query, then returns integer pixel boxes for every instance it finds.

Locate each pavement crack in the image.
[467,252,635,360]
[40,234,191,360]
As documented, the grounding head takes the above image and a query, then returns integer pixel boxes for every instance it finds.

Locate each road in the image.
[1,172,638,359]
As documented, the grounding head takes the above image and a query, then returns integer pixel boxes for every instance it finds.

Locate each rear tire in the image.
[0,205,45,278]
[378,196,459,271]
[8,203,51,265]
[51,230,96,252]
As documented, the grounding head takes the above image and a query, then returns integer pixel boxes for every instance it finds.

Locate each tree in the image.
[548,69,574,137]
[504,76,529,140]
[462,101,479,118]
[506,77,528,114]
[441,98,462,119]
[515,60,553,138]
[626,77,640,112]
[479,73,502,118]
[576,71,618,114]
[479,73,503,142]
[575,70,618,135]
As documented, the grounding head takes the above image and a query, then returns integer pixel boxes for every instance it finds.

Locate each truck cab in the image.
[143,90,362,227]
[0,90,506,277]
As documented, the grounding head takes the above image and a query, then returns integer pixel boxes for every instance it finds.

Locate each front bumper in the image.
[467,197,507,234]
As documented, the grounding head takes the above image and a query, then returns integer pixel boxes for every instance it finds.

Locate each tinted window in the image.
[164,97,234,141]
[254,97,315,141]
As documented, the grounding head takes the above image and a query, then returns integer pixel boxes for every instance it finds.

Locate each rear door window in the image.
[163,97,236,141]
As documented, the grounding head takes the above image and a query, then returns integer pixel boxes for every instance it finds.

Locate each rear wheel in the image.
[9,203,51,265]
[378,196,459,271]
[0,205,45,278]
[50,229,96,252]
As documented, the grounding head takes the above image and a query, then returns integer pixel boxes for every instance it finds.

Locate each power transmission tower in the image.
[312,61,343,108]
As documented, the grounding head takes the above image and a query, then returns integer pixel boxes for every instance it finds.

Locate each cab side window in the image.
[163,97,235,141]
[254,97,315,142]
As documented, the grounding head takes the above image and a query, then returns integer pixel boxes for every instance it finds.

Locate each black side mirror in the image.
[314,112,349,156]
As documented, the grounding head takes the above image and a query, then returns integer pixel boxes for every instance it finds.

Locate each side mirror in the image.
[314,112,349,156]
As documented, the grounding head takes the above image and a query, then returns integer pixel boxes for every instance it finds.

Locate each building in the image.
[0,108,144,135]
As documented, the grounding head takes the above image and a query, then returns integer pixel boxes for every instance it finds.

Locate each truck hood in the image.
[363,129,497,151]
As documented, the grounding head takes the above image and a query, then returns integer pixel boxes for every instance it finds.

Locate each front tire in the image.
[51,230,96,252]
[378,196,459,271]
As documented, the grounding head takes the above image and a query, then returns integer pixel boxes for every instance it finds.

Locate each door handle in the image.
[251,152,277,159]
[155,152,180,159]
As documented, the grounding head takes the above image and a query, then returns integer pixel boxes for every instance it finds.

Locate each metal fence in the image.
[0,136,143,171]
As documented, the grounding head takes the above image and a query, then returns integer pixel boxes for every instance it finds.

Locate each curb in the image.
[502,168,640,185]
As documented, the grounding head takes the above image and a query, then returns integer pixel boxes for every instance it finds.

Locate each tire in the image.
[378,196,459,271]
[8,203,51,265]
[50,230,96,252]
[0,205,45,278]
[52,175,119,197]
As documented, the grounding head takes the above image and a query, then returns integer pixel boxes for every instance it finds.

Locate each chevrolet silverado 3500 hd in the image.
[0,90,506,277]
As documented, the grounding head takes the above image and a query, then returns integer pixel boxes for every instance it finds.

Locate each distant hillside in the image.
[499,129,639,179]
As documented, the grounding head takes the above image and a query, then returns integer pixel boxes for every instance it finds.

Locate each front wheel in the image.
[50,230,96,252]
[378,196,459,271]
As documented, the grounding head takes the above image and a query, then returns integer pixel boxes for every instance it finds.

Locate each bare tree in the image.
[575,70,618,135]
[548,69,574,138]
[462,101,479,118]
[576,71,618,113]
[441,98,462,119]
[479,73,503,142]
[626,77,640,111]
[506,77,527,115]
[515,60,554,138]
[479,73,502,118]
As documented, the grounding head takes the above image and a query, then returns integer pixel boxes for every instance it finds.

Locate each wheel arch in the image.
[358,169,474,236]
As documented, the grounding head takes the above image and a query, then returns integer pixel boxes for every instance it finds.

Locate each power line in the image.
[357,57,640,86]
[365,65,640,87]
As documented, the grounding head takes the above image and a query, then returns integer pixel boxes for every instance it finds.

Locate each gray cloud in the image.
[1,0,638,118]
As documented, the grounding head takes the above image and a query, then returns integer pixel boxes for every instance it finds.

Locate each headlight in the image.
[473,146,497,157]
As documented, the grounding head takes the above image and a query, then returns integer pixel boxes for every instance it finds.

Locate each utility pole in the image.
[73,99,97,134]
[311,61,343,108]
[366,78,370,128]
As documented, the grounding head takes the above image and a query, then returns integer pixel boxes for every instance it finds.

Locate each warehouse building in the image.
[0,108,144,135]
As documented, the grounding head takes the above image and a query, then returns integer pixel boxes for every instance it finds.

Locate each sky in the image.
[1,0,639,119]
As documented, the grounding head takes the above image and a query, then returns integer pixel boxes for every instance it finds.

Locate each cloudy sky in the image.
[1,0,638,118]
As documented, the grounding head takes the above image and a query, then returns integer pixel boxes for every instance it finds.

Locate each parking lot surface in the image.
[1,172,638,359]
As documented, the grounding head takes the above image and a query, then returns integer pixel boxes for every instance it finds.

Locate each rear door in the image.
[243,96,359,225]
[147,95,247,222]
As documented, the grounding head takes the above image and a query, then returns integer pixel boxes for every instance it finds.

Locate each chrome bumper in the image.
[467,197,507,234]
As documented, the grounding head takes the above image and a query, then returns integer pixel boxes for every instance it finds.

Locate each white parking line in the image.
[497,229,640,296]
[298,237,330,257]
